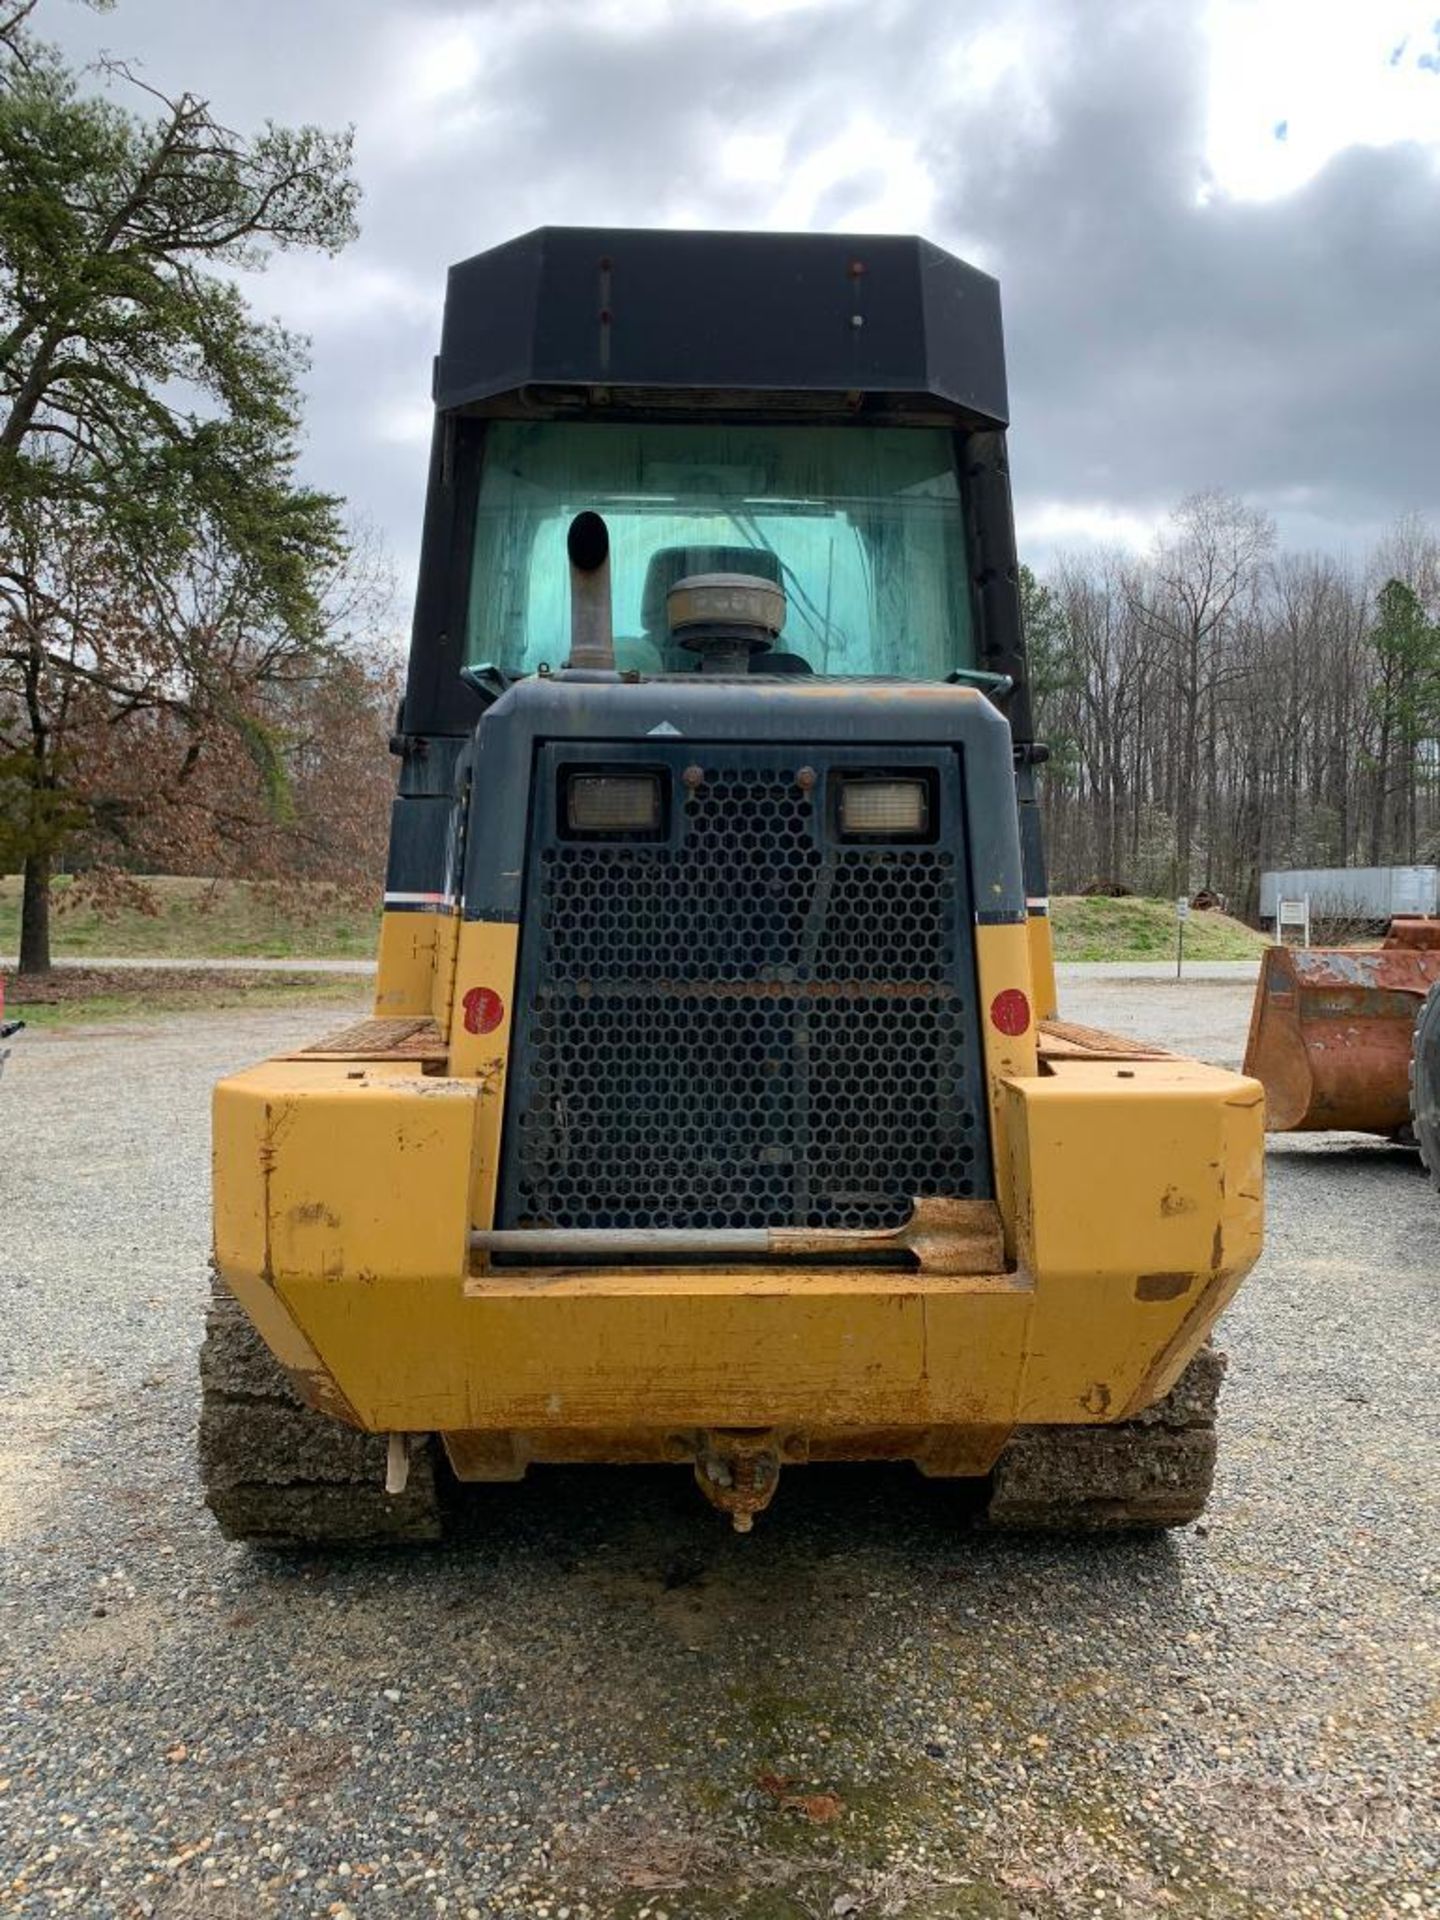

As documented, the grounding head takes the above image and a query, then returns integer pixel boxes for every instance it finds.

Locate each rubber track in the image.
[198,1272,443,1546]
[984,1345,1225,1531]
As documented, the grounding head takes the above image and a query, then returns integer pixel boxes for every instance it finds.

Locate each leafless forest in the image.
[1027,493,1440,914]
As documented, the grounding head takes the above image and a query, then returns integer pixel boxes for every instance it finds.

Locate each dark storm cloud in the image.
[921,0,1440,555]
[42,0,1440,578]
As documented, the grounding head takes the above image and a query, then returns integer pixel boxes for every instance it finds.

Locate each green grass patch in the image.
[0,873,378,961]
[1049,895,1270,962]
[1,873,1271,969]
[6,967,372,1029]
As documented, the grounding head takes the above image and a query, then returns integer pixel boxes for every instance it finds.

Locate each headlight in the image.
[838,776,930,838]
[565,772,664,836]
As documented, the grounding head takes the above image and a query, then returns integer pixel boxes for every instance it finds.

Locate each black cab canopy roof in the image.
[433,226,1008,427]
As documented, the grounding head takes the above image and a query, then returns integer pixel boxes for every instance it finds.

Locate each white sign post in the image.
[1277,896,1311,948]
[1176,895,1190,980]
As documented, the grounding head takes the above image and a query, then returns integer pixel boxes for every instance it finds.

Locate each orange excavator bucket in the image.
[1243,918,1440,1133]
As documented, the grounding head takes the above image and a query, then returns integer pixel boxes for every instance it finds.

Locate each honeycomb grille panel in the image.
[499,755,988,1233]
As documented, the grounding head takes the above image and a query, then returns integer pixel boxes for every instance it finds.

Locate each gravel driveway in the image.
[1,982,1435,1920]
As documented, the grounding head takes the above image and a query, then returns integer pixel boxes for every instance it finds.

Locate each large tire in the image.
[983,1345,1224,1532]
[1411,981,1440,1190]
[198,1271,443,1547]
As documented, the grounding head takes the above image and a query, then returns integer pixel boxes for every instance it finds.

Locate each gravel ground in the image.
[1,984,1436,1920]
[1059,962,1260,984]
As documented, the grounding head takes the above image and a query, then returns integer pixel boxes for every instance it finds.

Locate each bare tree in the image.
[1031,509,1440,909]
[1129,492,1275,893]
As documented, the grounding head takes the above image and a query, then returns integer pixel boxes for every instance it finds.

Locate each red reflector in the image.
[989,987,1031,1037]
[462,986,505,1036]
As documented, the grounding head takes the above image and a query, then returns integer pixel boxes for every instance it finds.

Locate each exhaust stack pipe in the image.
[565,510,614,671]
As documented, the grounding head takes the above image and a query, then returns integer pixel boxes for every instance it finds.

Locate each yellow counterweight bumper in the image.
[212,1053,1264,1476]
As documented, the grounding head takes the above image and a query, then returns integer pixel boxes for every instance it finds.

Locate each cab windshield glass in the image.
[465,421,974,680]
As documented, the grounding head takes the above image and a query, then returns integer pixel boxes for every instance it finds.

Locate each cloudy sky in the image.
[45,0,1440,590]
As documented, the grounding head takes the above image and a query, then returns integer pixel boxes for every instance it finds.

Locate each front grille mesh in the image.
[502,760,985,1233]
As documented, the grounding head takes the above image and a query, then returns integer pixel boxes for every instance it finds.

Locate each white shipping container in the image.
[1258,866,1439,922]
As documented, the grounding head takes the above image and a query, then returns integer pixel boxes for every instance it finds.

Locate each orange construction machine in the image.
[1244,918,1440,1178]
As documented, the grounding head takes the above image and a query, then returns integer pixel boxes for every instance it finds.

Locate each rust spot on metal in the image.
[259,1100,280,1287]
[770,1196,1005,1273]
[1039,1019,1175,1062]
[295,1017,445,1062]
[693,1429,783,1533]
[288,1201,340,1228]
[1080,1381,1112,1414]
[652,977,947,1001]
[1160,1186,1196,1218]
[282,1362,350,1418]
[1136,1271,1193,1302]
[1385,917,1440,952]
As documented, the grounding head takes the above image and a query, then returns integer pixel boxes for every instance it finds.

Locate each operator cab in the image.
[387,227,1049,1007]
